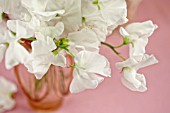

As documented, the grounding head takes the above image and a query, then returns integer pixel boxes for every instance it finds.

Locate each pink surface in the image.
[0,0,170,113]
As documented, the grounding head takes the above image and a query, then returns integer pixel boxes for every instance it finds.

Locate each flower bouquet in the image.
[0,0,158,111]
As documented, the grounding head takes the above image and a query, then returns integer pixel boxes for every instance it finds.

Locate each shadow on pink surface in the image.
[0,0,170,113]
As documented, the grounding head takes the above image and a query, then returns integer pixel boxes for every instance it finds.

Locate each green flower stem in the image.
[114,43,124,48]
[26,37,36,41]
[101,42,126,61]
[1,12,8,19]
[52,48,63,56]
[64,48,75,58]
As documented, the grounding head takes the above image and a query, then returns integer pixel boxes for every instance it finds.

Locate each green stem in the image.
[64,48,75,58]
[101,42,126,61]
[114,44,124,48]
[52,48,62,56]
[26,37,36,41]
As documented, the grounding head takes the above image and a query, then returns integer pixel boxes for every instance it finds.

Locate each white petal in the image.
[107,17,128,34]
[121,68,147,92]
[0,76,17,94]
[70,69,104,93]
[0,96,15,113]
[61,0,82,33]
[21,0,48,12]
[130,37,148,59]
[0,44,7,63]
[0,21,8,41]
[99,0,127,27]
[125,20,158,39]
[123,68,141,88]
[82,16,108,42]
[25,53,65,79]
[51,54,66,67]
[119,27,130,37]
[39,22,64,38]
[68,29,100,54]
[5,42,29,69]
[7,20,34,38]
[92,27,107,42]
[30,55,51,79]
[32,33,56,56]
[136,73,147,91]
[33,10,65,21]
[116,57,138,69]
[134,54,158,70]
[70,71,89,93]
[75,51,111,77]
[23,56,34,74]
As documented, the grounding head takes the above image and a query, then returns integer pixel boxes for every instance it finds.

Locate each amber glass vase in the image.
[14,56,73,111]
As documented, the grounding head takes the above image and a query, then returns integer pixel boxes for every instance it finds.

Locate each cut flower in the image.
[116,54,158,92]
[70,50,111,93]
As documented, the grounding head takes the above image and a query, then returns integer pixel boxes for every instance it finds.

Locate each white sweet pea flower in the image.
[70,50,111,93]
[56,0,82,34]
[82,0,128,35]
[119,20,158,60]
[99,0,128,27]
[4,32,29,69]
[33,0,81,35]
[21,0,65,21]
[116,54,158,92]
[68,29,100,54]
[0,20,33,69]
[24,33,66,79]
[0,76,17,113]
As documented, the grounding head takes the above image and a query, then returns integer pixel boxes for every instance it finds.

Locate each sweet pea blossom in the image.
[24,33,66,79]
[0,20,33,69]
[0,76,17,113]
[116,54,158,92]
[82,0,128,36]
[68,29,100,54]
[119,20,158,60]
[70,50,111,93]
[21,0,65,21]
[60,0,82,34]
[99,0,128,33]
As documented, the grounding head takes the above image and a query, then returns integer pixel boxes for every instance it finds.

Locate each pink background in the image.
[0,0,170,113]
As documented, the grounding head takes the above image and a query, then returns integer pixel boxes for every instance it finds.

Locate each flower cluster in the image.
[0,0,158,94]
